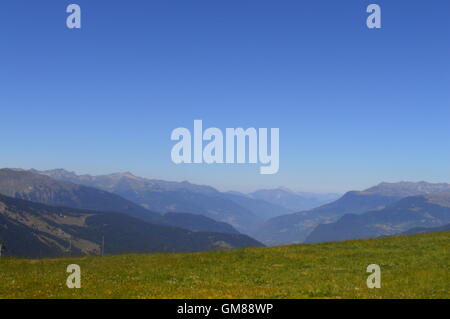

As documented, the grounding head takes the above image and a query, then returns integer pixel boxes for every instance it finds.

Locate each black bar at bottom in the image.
[0,299,447,317]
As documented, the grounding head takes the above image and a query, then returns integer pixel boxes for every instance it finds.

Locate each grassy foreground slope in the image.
[0,231,448,299]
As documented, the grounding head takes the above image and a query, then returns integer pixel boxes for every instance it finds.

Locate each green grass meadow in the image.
[0,231,448,299]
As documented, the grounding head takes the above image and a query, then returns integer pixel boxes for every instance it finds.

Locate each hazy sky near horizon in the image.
[1,0,449,193]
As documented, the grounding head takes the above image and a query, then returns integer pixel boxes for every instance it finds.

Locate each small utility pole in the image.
[1,241,7,258]
[101,236,105,256]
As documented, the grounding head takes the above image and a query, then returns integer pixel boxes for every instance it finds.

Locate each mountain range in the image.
[2,167,449,256]
[33,169,297,233]
[0,169,161,223]
[0,194,262,258]
[254,181,450,245]
[0,169,246,235]
[305,193,450,243]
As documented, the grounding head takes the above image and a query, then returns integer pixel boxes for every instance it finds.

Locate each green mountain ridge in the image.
[0,169,161,223]
[0,169,242,235]
[0,194,263,258]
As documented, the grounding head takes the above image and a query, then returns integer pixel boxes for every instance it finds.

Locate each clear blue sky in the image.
[1,0,449,193]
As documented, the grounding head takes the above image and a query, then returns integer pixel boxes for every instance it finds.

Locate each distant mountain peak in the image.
[372,181,450,187]
[107,171,141,179]
[3,168,27,172]
[117,171,135,176]
[49,168,73,173]
[365,181,450,197]
[276,186,294,192]
[35,168,80,179]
